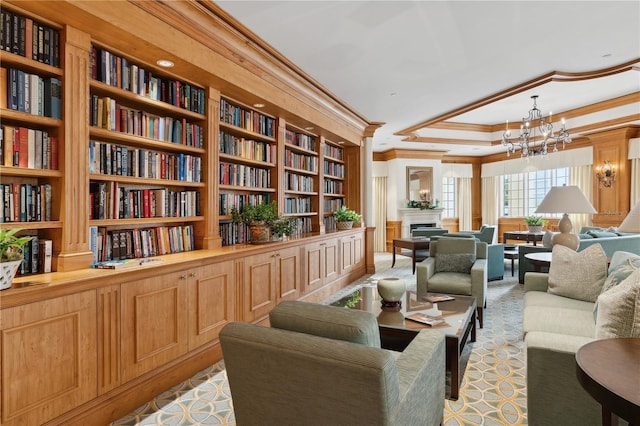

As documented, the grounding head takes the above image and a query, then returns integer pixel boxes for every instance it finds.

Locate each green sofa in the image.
[518,232,640,283]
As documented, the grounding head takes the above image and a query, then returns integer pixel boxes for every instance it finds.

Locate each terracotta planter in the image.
[249,222,271,244]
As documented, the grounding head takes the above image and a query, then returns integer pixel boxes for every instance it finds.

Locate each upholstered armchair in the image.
[456,224,497,244]
[220,301,446,426]
[416,238,488,327]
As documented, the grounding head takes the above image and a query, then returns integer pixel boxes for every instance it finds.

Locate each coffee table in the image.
[338,285,476,400]
[503,230,544,246]
[525,252,552,272]
[391,237,431,274]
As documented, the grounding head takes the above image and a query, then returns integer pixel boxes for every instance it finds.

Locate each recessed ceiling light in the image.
[602,53,612,58]
[253,103,265,108]
[390,92,397,97]
[337,141,345,145]
[156,59,174,68]
[305,126,314,130]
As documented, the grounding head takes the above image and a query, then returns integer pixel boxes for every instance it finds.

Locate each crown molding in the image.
[373,149,447,161]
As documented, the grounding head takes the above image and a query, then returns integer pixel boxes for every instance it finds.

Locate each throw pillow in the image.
[542,230,557,248]
[547,244,608,302]
[435,253,476,273]
[593,251,640,320]
[578,233,594,239]
[594,268,640,339]
[587,230,618,238]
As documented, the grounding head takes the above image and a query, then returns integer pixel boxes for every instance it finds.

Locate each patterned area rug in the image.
[112,253,527,425]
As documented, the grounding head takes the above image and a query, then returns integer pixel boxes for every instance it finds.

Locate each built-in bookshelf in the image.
[0,6,62,276]
[218,97,277,245]
[323,140,345,231]
[88,43,206,262]
[283,126,318,235]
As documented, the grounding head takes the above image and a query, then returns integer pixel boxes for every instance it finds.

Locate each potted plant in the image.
[0,229,33,290]
[524,215,548,233]
[333,206,361,230]
[231,201,293,243]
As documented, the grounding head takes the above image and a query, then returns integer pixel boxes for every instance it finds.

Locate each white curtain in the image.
[630,158,640,207]
[457,177,472,230]
[569,165,593,232]
[481,176,500,226]
[373,176,387,252]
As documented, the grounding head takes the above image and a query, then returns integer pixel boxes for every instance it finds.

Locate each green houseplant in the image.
[231,201,294,243]
[333,206,361,230]
[0,229,33,290]
[524,215,548,233]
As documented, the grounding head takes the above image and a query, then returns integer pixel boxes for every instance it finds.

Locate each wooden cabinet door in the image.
[353,232,365,268]
[276,245,301,301]
[304,240,325,293]
[323,237,340,283]
[340,236,355,274]
[188,260,236,350]
[242,251,277,323]
[121,271,189,382]
[1,291,97,426]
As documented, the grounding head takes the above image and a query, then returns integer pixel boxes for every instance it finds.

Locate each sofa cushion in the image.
[435,253,475,273]
[269,300,381,348]
[523,305,596,337]
[594,268,640,339]
[593,251,640,320]
[548,244,608,303]
[427,272,472,295]
[524,291,594,311]
[578,233,594,239]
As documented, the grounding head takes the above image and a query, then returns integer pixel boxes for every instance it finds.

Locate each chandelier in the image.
[502,95,571,158]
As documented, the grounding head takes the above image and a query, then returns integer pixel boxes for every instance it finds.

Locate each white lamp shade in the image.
[618,201,640,233]
[535,185,596,214]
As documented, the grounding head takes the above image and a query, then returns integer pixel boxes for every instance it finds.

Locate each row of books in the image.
[89,224,195,263]
[324,161,345,178]
[219,222,250,246]
[220,98,276,138]
[2,68,61,119]
[284,129,317,152]
[285,150,318,172]
[219,131,276,163]
[90,95,204,148]
[1,125,58,169]
[90,46,206,114]
[89,140,202,182]
[0,8,60,67]
[284,196,312,214]
[219,162,272,188]
[324,198,345,213]
[324,180,344,195]
[284,172,314,193]
[324,144,343,160]
[0,183,52,223]
[323,216,338,231]
[290,217,312,236]
[218,193,270,216]
[15,236,52,276]
[89,182,200,220]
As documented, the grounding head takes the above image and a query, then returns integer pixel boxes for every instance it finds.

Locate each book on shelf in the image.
[405,312,445,327]
[423,294,455,303]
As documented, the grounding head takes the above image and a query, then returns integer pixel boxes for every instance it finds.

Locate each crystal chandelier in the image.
[502,95,571,157]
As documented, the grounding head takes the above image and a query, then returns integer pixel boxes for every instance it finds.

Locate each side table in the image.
[524,252,552,273]
[576,338,640,426]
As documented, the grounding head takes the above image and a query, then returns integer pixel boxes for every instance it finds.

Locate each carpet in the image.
[112,253,527,425]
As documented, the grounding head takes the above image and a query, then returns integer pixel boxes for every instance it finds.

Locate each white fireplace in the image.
[399,208,444,238]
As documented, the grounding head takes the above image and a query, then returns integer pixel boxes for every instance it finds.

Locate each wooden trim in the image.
[373,149,447,161]
[402,136,494,146]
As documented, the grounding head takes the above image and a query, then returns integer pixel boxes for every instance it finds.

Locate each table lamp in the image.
[618,201,640,233]
[535,185,596,250]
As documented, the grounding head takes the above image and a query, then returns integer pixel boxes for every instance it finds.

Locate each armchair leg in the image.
[477,307,483,328]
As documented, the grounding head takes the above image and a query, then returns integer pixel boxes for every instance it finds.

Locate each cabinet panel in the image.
[324,238,339,283]
[97,284,121,394]
[243,252,277,322]
[189,260,235,350]
[341,238,355,274]
[277,245,301,301]
[304,241,324,292]
[121,272,189,382]
[1,291,97,426]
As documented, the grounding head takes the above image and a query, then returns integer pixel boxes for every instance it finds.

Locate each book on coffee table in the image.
[405,312,445,326]
[423,294,455,303]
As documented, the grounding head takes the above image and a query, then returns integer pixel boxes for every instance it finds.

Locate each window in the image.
[502,167,569,216]
[441,177,456,218]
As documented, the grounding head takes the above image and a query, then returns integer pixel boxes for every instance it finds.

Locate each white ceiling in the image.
[215,1,640,156]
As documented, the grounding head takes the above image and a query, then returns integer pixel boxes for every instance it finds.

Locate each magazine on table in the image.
[405,312,445,326]
[423,294,455,303]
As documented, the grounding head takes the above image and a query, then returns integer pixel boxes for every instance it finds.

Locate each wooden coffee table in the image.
[576,338,640,426]
[344,286,476,400]
[391,237,431,274]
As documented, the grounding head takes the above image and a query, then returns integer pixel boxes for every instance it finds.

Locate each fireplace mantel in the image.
[398,208,444,238]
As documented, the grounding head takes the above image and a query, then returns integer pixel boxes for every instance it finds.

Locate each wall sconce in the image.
[595,161,616,188]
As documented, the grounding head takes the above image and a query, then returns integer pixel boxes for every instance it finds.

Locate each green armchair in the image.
[220,301,446,426]
[416,238,488,327]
